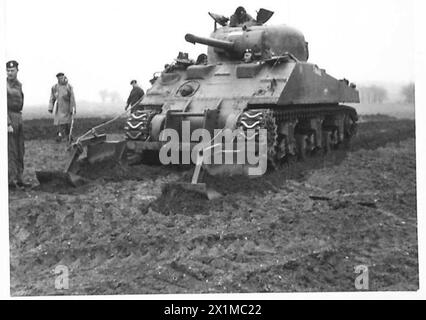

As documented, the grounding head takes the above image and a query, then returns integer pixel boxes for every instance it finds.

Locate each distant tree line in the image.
[358,85,388,104]
[99,89,123,103]
[358,82,415,104]
[401,82,415,104]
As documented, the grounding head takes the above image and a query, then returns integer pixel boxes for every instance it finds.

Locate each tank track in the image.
[237,104,358,168]
[124,108,160,164]
[124,109,159,141]
[237,109,279,168]
[269,104,357,122]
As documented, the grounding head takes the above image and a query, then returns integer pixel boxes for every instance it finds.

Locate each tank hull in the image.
[126,58,358,154]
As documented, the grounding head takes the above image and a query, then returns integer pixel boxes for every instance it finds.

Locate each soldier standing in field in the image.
[48,72,76,142]
[125,80,144,110]
[7,60,29,189]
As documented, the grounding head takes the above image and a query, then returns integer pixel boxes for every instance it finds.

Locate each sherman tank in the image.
[36,8,359,194]
[124,8,359,174]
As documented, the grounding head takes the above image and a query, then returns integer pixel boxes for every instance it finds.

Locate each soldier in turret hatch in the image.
[196,53,208,65]
[164,52,194,73]
[229,6,256,27]
[243,49,254,63]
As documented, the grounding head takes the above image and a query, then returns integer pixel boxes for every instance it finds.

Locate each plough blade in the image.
[86,141,127,164]
[36,135,127,187]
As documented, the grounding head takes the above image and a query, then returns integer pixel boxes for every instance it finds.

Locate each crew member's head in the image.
[196,53,207,65]
[56,72,66,85]
[235,6,247,18]
[6,60,19,81]
[130,80,138,88]
[243,49,253,63]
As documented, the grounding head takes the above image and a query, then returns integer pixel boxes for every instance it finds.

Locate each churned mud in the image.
[9,117,417,295]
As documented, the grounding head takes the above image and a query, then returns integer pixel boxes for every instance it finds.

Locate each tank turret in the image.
[186,25,309,63]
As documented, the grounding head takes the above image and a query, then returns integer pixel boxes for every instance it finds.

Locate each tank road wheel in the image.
[322,131,332,154]
[342,113,357,149]
[276,134,289,162]
[275,120,298,167]
[294,118,323,159]
[295,134,307,161]
[306,131,318,155]
[328,127,340,150]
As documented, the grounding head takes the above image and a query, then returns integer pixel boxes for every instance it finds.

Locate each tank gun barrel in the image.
[185,33,235,51]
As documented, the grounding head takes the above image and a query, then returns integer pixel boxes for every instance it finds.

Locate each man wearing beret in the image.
[48,73,76,142]
[125,80,144,110]
[7,60,29,189]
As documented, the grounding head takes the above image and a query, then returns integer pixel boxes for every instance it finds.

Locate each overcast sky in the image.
[2,0,415,105]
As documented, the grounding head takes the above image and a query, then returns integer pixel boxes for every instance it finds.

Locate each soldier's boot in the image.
[16,181,31,188]
[16,174,31,188]
[9,180,18,190]
[9,180,26,190]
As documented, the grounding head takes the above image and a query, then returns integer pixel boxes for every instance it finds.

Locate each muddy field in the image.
[9,116,417,295]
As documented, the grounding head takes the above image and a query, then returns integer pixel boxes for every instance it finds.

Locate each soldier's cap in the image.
[6,60,19,69]
[130,80,137,85]
[176,52,189,61]
[56,72,65,78]
[175,52,193,65]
